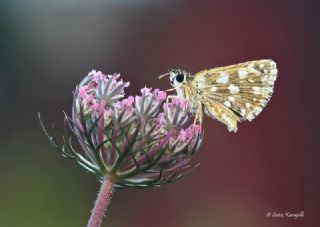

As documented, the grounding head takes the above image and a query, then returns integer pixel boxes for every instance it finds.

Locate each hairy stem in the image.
[87,176,114,227]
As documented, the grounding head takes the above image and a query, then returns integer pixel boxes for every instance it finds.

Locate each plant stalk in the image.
[87,176,114,227]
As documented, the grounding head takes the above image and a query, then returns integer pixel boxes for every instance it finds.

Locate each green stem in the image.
[87,176,114,227]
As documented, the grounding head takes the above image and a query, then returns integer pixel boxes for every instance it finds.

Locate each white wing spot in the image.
[197,77,206,89]
[228,96,235,101]
[228,84,240,94]
[270,61,276,68]
[248,63,255,68]
[253,86,261,93]
[224,101,231,108]
[255,107,263,115]
[245,103,251,108]
[270,68,278,75]
[210,86,217,92]
[241,108,246,115]
[247,113,254,121]
[216,72,229,84]
[238,70,248,79]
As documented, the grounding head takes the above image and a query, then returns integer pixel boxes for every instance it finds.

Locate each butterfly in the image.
[159,59,278,132]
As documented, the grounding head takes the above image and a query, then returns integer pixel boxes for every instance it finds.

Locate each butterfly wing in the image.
[193,59,278,132]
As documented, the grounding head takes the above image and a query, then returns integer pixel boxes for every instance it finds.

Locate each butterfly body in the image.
[167,60,278,132]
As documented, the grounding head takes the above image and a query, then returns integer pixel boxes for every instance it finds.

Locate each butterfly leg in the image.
[166,95,176,103]
[193,102,203,125]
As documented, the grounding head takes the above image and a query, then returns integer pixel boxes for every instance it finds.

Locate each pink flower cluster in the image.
[179,124,202,142]
[75,70,129,113]
[41,70,203,188]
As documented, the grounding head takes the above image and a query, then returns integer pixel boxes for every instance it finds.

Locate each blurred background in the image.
[1,0,319,226]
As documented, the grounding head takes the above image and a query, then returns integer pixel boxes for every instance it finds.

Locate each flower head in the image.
[39,70,202,188]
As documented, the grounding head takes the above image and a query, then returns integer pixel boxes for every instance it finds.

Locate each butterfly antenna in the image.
[158,72,170,79]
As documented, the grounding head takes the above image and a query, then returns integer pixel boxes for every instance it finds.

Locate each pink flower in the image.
[79,86,88,98]
[92,71,105,83]
[85,95,94,104]
[40,70,203,189]
[178,129,188,142]
[140,87,152,95]
[156,89,166,101]
[91,102,99,111]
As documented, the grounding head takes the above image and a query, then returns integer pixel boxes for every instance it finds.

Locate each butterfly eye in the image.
[175,73,184,83]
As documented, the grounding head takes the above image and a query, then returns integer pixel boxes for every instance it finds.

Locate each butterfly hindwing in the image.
[203,100,241,132]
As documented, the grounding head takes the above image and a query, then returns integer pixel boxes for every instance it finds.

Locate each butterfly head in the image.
[168,69,190,88]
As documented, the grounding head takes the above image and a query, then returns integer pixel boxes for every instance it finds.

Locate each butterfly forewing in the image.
[192,59,277,131]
